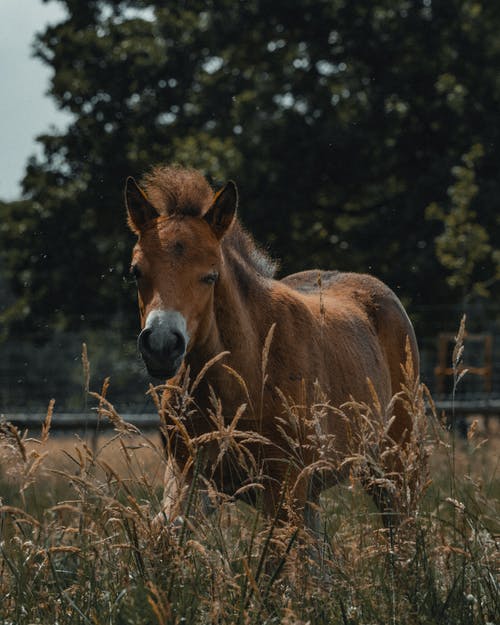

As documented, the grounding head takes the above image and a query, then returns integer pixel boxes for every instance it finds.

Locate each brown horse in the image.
[125,165,419,529]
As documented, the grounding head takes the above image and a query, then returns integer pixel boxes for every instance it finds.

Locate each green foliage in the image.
[1,0,500,335]
[426,144,499,300]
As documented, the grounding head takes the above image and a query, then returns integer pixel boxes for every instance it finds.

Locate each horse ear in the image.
[125,176,159,233]
[204,181,238,239]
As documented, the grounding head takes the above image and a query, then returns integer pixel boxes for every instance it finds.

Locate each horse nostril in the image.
[171,330,185,356]
[138,327,153,356]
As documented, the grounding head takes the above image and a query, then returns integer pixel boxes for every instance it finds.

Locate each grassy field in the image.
[1,374,499,624]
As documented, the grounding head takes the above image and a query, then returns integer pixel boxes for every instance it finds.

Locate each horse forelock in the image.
[141,165,214,217]
[141,164,278,280]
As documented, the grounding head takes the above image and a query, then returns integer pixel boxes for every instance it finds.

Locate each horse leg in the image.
[303,474,324,539]
[260,470,322,537]
[153,456,192,527]
[364,388,418,529]
[366,478,399,529]
[373,297,420,527]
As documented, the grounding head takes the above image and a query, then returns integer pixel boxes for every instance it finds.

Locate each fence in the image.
[1,309,499,426]
[0,324,151,414]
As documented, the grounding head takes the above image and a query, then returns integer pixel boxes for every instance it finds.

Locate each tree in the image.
[426,143,499,301]
[1,0,499,338]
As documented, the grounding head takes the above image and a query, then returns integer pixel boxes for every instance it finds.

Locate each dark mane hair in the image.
[141,164,278,280]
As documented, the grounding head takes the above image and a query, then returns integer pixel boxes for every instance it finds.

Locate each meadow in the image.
[1,350,499,625]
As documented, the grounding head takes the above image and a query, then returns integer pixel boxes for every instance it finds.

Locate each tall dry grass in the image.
[0,321,498,625]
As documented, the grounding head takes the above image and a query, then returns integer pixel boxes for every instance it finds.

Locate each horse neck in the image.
[186,250,275,402]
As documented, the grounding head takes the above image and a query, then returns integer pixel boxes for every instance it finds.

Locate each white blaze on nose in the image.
[144,309,189,352]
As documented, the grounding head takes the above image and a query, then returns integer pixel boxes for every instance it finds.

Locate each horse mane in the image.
[141,164,278,280]
[225,222,278,282]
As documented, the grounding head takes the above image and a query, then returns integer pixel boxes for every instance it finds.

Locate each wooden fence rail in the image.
[1,413,161,431]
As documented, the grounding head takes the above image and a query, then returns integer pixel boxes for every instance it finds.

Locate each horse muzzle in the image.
[138,310,189,379]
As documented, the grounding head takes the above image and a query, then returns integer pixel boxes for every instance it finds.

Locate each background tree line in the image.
[1,0,499,344]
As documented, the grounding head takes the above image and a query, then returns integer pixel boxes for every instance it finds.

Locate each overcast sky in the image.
[0,0,71,200]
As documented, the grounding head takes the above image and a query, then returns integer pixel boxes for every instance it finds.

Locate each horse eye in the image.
[201,271,219,285]
[130,264,142,281]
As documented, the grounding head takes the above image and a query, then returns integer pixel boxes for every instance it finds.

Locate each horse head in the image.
[125,174,237,379]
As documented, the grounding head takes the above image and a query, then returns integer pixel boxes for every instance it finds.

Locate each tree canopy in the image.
[1,0,499,338]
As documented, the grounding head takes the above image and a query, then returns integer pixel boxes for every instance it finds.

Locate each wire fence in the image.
[0,324,152,414]
[1,309,499,421]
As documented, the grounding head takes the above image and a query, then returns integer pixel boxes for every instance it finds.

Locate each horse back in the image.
[282,269,419,417]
